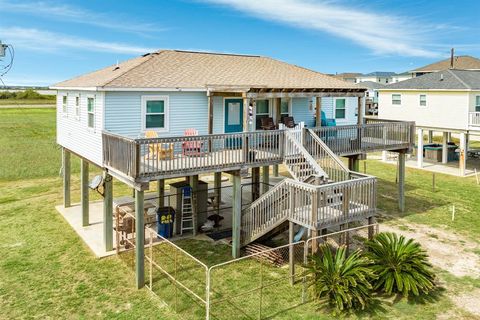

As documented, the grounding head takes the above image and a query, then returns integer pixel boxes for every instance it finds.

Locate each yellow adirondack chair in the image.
[144,130,174,160]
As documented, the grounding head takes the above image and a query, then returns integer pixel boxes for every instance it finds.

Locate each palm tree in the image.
[365,232,435,297]
[306,244,375,312]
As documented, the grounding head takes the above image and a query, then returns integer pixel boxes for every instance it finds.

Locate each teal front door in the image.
[224,99,244,148]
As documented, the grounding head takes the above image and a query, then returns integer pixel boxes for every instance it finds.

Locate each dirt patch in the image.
[381,223,480,278]
[449,289,480,317]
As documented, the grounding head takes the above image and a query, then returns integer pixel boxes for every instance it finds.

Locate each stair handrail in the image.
[284,130,328,181]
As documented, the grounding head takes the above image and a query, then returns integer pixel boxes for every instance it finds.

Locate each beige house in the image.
[378,69,480,175]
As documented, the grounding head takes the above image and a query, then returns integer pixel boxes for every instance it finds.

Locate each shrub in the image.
[365,232,435,297]
[306,244,375,313]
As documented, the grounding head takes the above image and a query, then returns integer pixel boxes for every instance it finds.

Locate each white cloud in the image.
[0,1,163,34]
[202,0,444,58]
[1,27,157,55]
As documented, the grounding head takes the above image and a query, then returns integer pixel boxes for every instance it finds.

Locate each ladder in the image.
[180,186,195,234]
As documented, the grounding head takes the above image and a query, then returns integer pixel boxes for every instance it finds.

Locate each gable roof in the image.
[411,56,480,73]
[380,69,480,90]
[333,72,362,79]
[52,50,358,90]
[355,81,385,90]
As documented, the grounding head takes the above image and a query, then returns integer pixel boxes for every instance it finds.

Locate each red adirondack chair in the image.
[182,128,204,156]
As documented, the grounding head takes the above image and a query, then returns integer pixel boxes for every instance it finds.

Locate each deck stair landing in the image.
[241,129,376,246]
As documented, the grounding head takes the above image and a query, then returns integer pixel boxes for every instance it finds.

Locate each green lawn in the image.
[0,98,55,105]
[1,107,479,319]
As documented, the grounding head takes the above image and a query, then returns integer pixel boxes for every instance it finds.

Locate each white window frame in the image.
[392,94,402,105]
[87,95,95,129]
[254,99,272,130]
[334,98,347,119]
[74,95,80,120]
[419,94,427,107]
[61,94,68,115]
[475,95,480,112]
[141,95,169,133]
[279,98,292,118]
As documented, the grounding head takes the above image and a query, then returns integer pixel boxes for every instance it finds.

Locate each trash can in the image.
[157,207,175,238]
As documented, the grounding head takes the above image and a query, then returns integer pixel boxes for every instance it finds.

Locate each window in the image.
[335,98,346,119]
[62,95,67,113]
[75,96,80,119]
[87,97,95,128]
[419,94,427,107]
[143,96,168,131]
[476,96,480,112]
[280,98,290,118]
[255,99,270,129]
[392,94,401,105]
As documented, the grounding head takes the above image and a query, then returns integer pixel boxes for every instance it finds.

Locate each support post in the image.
[62,148,71,208]
[428,130,433,143]
[262,166,269,194]
[207,94,214,151]
[157,179,165,207]
[231,171,242,258]
[368,216,376,240]
[357,96,364,125]
[251,167,260,201]
[417,128,424,168]
[214,172,222,214]
[273,164,279,177]
[135,189,145,289]
[315,97,321,127]
[103,172,113,252]
[398,151,406,212]
[459,132,467,176]
[289,221,295,286]
[348,155,360,172]
[189,175,199,236]
[442,132,448,164]
[81,159,89,226]
[274,97,282,126]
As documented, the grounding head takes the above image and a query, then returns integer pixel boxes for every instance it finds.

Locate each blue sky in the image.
[0,0,479,86]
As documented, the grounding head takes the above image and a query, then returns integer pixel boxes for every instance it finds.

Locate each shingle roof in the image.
[380,69,480,90]
[333,72,362,79]
[361,71,397,77]
[355,81,385,90]
[411,56,480,73]
[52,50,358,90]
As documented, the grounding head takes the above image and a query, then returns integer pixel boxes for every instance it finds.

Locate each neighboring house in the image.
[410,55,480,77]
[391,72,412,83]
[355,81,385,116]
[356,71,396,84]
[378,69,480,175]
[333,72,362,83]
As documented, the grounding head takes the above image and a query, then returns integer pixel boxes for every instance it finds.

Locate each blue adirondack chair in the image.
[319,111,337,140]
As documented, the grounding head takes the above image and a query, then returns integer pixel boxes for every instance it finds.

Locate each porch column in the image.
[207,94,214,151]
[81,159,89,226]
[189,175,199,236]
[459,132,467,176]
[231,170,242,258]
[103,172,113,252]
[157,179,165,207]
[428,130,433,143]
[273,165,279,177]
[357,96,364,125]
[135,189,145,289]
[442,132,448,164]
[398,151,406,212]
[62,148,71,208]
[251,167,260,201]
[417,128,424,168]
[214,172,222,214]
[348,155,360,172]
[274,97,282,126]
[289,220,295,285]
[315,97,321,127]
[262,166,270,194]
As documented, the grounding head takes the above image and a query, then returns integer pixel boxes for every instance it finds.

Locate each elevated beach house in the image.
[378,69,480,175]
[51,50,414,289]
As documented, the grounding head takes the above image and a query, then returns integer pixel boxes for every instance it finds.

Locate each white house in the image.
[378,69,480,175]
[356,72,397,85]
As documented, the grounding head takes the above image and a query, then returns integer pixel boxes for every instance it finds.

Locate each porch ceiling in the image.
[207,86,366,98]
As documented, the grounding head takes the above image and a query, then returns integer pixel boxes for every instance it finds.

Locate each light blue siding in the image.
[212,96,224,134]
[291,98,315,127]
[320,97,358,126]
[105,91,208,138]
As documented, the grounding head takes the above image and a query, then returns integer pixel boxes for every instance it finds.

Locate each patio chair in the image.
[282,116,297,128]
[182,128,204,156]
[260,117,277,130]
[144,130,174,160]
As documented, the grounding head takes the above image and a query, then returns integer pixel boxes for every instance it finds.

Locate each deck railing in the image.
[103,130,284,180]
[241,173,376,245]
[310,120,414,156]
[469,112,480,127]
